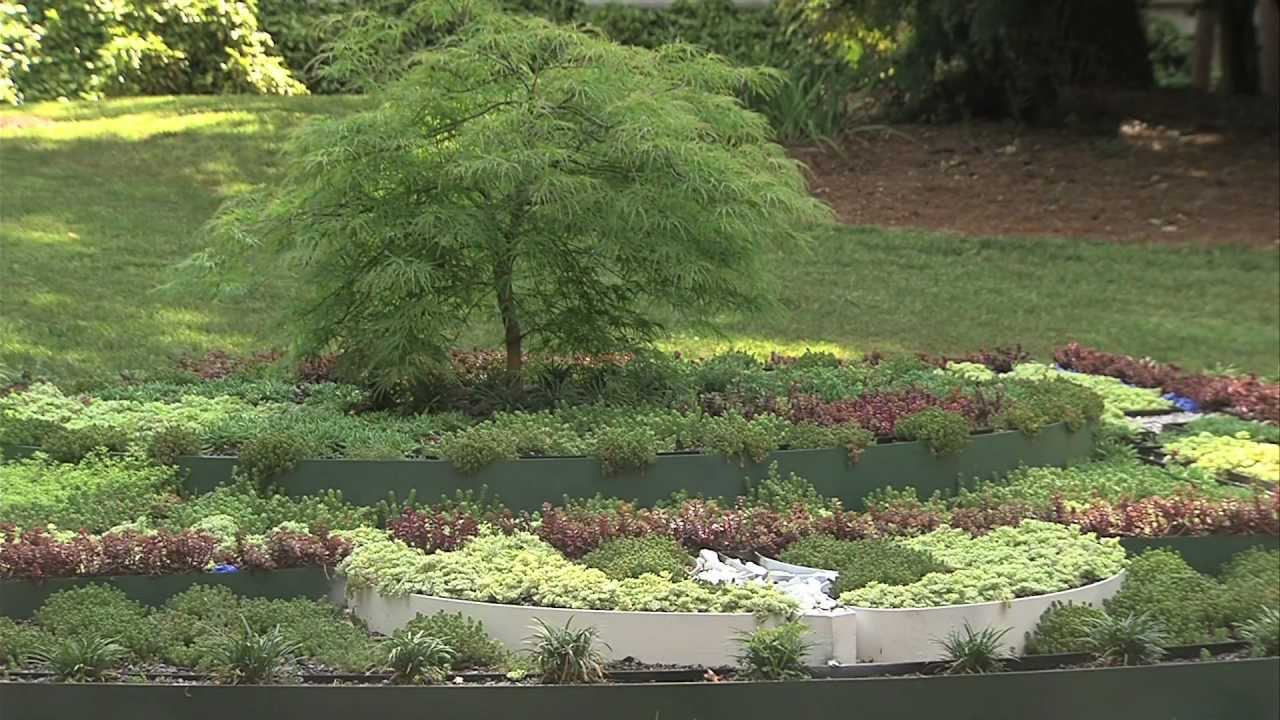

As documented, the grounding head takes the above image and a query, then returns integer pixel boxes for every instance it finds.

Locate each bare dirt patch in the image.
[796,121,1280,247]
[0,115,54,130]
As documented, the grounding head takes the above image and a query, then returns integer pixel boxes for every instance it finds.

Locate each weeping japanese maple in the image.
[198,0,830,389]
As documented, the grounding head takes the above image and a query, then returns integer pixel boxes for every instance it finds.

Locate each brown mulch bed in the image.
[795,111,1280,247]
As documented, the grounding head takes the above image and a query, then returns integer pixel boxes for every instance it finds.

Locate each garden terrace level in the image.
[2,422,1094,511]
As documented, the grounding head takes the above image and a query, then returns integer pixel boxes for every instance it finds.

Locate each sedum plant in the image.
[744,462,834,514]
[0,618,50,669]
[894,408,971,455]
[198,0,830,386]
[403,612,508,669]
[338,530,797,617]
[1163,432,1280,484]
[0,452,179,533]
[581,536,693,580]
[1103,549,1228,645]
[778,536,948,596]
[1024,602,1106,655]
[1218,549,1280,628]
[839,521,1126,609]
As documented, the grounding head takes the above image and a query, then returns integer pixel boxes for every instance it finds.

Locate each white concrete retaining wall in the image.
[348,586,858,667]
[847,571,1127,663]
[347,571,1123,666]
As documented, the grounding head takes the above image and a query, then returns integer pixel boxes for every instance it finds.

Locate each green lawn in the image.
[2,96,1278,383]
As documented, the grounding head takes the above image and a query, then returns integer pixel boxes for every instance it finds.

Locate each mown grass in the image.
[1,96,1277,382]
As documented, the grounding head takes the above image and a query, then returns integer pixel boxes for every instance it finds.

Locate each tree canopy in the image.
[198,0,831,388]
[783,0,1155,122]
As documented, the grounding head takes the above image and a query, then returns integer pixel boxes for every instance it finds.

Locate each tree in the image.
[1218,0,1262,95]
[197,0,830,388]
[782,0,1153,122]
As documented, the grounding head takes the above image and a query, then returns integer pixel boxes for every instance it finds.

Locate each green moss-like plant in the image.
[895,408,971,455]
[581,536,693,580]
[404,611,508,669]
[1025,602,1107,655]
[779,536,949,596]
[1104,549,1228,644]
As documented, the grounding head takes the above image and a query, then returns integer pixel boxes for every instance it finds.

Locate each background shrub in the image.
[35,584,163,661]
[147,423,202,465]
[592,426,659,476]
[40,423,130,461]
[8,0,305,103]
[0,617,51,668]
[1025,602,1107,655]
[155,586,380,671]
[1104,549,1228,644]
[238,431,307,486]
[403,611,508,669]
[1218,548,1280,626]
[894,408,971,455]
[744,462,833,514]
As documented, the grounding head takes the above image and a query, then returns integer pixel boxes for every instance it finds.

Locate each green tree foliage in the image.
[3,0,305,104]
[782,0,1154,122]
[199,0,830,387]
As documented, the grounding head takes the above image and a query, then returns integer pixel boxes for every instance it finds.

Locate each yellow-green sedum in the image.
[1006,363,1173,415]
[839,520,1126,608]
[0,382,273,446]
[1164,432,1280,484]
[338,530,798,618]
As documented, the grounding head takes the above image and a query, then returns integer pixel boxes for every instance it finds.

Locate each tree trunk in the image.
[1219,0,1261,94]
[1063,0,1154,88]
[1261,0,1280,96]
[1194,4,1219,91]
[494,256,523,376]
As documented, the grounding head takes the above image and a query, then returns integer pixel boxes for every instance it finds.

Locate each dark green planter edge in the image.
[1117,535,1280,574]
[1,422,1096,511]
[0,567,337,619]
[1,658,1276,720]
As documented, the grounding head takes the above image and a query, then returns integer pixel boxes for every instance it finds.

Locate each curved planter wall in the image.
[0,535,1268,620]
[348,571,1124,667]
[847,571,1126,663]
[3,658,1276,720]
[347,586,858,667]
[0,422,1094,511]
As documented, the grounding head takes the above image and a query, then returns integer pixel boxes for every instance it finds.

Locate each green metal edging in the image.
[1,657,1275,720]
[190,422,1094,510]
[1118,535,1280,574]
[0,567,337,619]
[2,423,1094,511]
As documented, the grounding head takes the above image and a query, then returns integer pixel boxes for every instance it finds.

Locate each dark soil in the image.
[795,93,1280,247]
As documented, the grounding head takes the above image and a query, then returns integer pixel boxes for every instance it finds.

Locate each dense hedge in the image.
[2,0,305,104]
